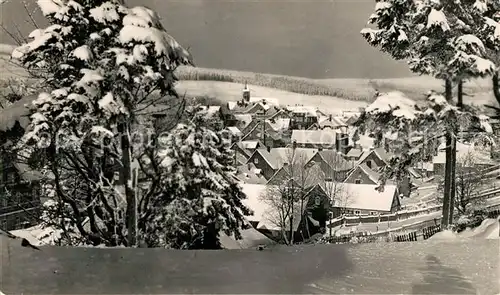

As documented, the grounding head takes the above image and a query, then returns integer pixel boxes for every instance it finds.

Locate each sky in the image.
[0,0,414,79]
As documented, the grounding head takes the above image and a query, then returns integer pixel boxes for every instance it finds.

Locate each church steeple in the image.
[242,81,250,102]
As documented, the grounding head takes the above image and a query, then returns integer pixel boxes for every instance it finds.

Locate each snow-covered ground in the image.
[10,224,275,249]
[428,217,499,241]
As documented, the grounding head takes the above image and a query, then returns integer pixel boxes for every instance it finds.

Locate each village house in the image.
[241,183,331,242]
[227,83,281,118]
[433,141,496,177]
[308,115,347,130]
[352,147,413,197]
[355,147,391,171]
[344,163,383,185]
[268,109,292,121]
[327,182,401,217]
[235,163,267,184]
[345,147,364,162]
[240,120,286,148]
[234,114,253,132]
[291,130,336,149]
[266,161,325,186]
[0,95,44,231]
[287,105,324,130]
[308,149,354,181]
[246,147,318,180]
[231,142,252,166]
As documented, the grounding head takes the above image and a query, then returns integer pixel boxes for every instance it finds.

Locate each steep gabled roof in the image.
[326,182,398,212]
[318,116,347,129]
[236,164,267,184]
[316,150,355,171]
[356,147,392,167]
[241,121,280,142]
[345,163,381,184]
[266,161,325,187]
[346,148,363,159]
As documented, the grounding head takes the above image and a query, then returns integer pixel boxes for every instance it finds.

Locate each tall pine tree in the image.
[361,0,497,228]
[12,0,193,246]
[143,111,252,249]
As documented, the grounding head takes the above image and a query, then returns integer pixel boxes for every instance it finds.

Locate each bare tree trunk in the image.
[442,79,453,229]
[450,81,463,224]
[457,80,463,108]
[449,134,456,224]
[493,73,500,105]
[118,120,137,247]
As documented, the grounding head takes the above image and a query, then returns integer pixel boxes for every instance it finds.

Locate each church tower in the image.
[242,81,250,102]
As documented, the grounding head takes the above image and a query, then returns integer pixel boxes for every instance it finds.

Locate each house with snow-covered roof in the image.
[286,105,324,130]
[231,140,265,165]
[350,147,413,197]
[326,182,401,217]
[240,121,287,148]
[432,142,496,176]
[291,130,337,149]
[235,163,267,184]
[0,95,46,231]
[308,115,348,130]
[355,147,392,170]
[246,147,318,180]
[344,163,382,185]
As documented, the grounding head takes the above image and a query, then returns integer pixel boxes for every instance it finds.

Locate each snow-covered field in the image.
[176,80,368,114]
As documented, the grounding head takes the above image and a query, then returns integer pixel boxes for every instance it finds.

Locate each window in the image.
[355,179,362,184]
[1,194,7,207]
[6,172,15,184]
[254,157,259,164]
[314,196,321,206]
[354,210,360,215]
[370,211,377,215]
[366,160,372,168]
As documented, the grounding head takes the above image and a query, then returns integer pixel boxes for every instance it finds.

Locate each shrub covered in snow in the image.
[142,118,251,249]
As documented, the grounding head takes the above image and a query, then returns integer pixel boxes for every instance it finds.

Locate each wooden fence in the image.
[328,189,500,230]
[329,205,500,244]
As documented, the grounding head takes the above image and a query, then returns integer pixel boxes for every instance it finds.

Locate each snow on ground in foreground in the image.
[427,230,458,241]
[11,224,275,249]
[429,218,500,241]
[10,225,61,246]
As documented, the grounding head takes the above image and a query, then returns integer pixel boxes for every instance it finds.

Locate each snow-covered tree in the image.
[360,0,498,227]
[437,150,487,216]
[11,0,193,247]
[142,113,251,249]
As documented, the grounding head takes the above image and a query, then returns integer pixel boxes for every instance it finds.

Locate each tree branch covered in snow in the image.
[10,0,202,247]
[362,0,499,82]
[355,91,490,189]
[141,114,252,249]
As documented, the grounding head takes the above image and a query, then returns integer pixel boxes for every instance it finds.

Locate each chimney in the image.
[267,146,271,152]
[248,163,251,170]
[329,114,332,121]
[337,132,347,155]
